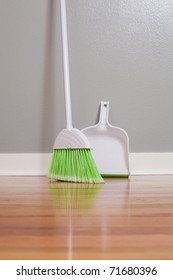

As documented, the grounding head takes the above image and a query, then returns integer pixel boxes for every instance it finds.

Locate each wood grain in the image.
[0,176,173,260]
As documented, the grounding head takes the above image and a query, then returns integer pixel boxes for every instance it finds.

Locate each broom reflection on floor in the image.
[49,182,103,210]
[49,181,103,259]
[49,179,130,259]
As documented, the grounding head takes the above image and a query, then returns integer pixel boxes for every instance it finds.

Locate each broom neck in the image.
[60,0,73,130]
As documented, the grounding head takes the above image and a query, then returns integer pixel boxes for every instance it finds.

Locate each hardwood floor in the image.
[0,176,173,260]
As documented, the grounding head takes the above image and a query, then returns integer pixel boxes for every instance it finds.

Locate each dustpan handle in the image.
[99,101,109,125]
[60,0,73,130]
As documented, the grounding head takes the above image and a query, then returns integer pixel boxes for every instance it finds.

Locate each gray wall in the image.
[0,0,173,153]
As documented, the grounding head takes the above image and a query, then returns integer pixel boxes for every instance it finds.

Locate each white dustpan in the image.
[82,101,130,177]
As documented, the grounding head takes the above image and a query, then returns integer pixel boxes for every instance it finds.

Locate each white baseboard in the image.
[0,153,51,176]
[130,153,173,175]
[0,153,173,176]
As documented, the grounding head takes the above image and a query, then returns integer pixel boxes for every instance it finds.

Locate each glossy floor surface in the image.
[0,176,173,260]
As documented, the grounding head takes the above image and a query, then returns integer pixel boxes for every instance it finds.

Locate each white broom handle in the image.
[60,0,73,130]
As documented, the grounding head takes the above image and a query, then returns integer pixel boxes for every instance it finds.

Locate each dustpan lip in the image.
[101,174,129,178]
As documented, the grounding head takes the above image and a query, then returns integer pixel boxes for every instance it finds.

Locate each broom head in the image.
[49,129,104,184]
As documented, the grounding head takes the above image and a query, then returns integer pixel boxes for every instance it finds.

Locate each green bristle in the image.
[48,149,104,184]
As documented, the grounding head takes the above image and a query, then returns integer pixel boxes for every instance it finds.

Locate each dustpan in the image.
[82,101,130,178]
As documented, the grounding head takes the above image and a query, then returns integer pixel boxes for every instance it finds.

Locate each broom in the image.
[48,0,104,184]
